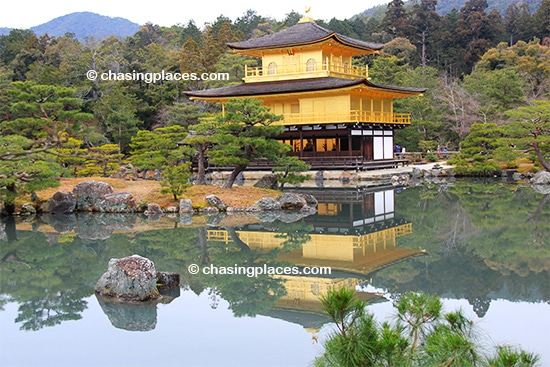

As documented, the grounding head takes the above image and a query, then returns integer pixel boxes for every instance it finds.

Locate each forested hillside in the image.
[0,12,141,40]
[0,0,549,210]
[359,0,542,17]
[435,0,541,15]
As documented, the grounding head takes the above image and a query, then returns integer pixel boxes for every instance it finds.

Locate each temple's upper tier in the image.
[227,20,384,57]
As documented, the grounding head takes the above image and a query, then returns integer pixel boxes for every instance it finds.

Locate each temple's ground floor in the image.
[210,123,410,171]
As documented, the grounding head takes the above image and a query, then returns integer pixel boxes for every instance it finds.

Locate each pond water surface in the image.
[1,179,549,366]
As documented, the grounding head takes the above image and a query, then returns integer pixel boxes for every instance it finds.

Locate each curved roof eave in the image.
[184,77,427,100]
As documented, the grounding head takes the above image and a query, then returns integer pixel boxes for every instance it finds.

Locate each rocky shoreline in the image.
[9,164,550,217]
[15,179,319,217]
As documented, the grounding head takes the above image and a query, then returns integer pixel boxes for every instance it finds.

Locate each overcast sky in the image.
[1,0,389,29]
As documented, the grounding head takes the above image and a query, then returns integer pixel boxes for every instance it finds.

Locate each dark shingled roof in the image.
[184,77,427,99]
[227,21,384,52]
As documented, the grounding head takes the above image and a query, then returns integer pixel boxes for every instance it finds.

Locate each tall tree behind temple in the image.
[474,40,550,100]
[504,3,536,46]
[379,0,410,41]
[408,0,442,68]
[25,33,85,87]
[454,0,501,74]
[0,29,38,67]
[534,0,550,40]
[234,10,267,39]
[203,22,237,72]
[179,20,202,46]
[437,9,461,76]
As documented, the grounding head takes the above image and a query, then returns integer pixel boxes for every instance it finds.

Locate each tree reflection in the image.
[1,183,548,331]
[375,180,550,317]
[15,291,87,331]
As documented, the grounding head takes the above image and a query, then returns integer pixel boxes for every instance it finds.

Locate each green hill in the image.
[28,12,140,41]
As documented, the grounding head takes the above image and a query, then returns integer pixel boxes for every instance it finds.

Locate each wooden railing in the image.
[245,62,368,79]
[277,111,411,125]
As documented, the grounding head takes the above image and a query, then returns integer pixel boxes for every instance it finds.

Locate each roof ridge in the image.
[227,21,383,52]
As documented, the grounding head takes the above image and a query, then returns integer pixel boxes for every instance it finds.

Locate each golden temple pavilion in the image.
[185,15,426,170]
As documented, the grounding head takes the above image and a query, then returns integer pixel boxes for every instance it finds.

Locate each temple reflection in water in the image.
[206,185,424,330]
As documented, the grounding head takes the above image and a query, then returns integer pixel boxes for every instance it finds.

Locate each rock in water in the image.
[95,255,159,301]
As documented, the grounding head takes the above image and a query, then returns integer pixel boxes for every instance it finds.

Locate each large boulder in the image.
[205,194,228,211]
[179,198,193,213]
[95,255,159,302]
[145,203,163,215]
[253,174,278,190]
[20,203,36,216]
[531,171,550,185]
[299,193,318,208]
[73,181,114,211]
[277,192,307,210]
[41,190,77,214]
[96,192,136,213]
[252,197,281,211]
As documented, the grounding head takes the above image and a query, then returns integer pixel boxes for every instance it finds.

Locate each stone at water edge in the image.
[253,174,278,190]
[40,190,77,214]
[276,192,307,210]
[72,180,114,211]
[179,198,193,213]
[145,203,163,215]
[96,192,136,213]
[95,255,159,301]
[156,272,180,290]
[252,197,281,211]
[531,171,550,185]
[205,194,228,211]
[299,193,318,208]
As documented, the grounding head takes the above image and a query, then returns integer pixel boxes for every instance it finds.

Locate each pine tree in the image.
[408,0,442,68]
[0,81,92,213]
[503,100,550,171]
[379,0,410,40]
[454,0,498,73]
[129,125,193,200]
[533,0,550,40]
[208,98,285,189]
[182,117,219,185]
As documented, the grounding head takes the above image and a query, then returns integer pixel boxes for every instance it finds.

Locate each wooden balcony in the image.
[274,111,411,126]
[244,62,368,82]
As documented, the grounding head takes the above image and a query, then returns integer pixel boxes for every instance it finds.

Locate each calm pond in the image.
[1,179,549,367]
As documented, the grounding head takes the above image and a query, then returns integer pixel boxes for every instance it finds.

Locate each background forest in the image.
[0,0,549,206]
